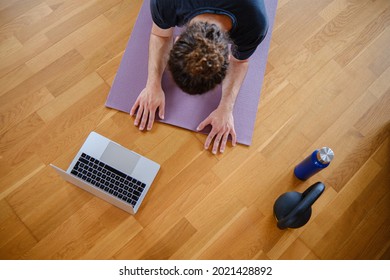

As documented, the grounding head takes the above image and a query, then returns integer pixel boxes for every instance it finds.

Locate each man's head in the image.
[168,22,230,95]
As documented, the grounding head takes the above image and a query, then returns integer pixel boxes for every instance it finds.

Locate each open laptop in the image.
[50,132,160,214]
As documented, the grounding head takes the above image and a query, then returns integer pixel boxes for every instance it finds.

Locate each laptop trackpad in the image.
[100,142,140,175]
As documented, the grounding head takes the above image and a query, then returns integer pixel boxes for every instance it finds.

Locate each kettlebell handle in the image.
[277,182,325,229]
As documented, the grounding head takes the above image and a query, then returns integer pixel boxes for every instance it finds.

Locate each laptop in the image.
[50,132,160,214]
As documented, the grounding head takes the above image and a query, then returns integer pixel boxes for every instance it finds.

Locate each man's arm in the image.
[130,23,173,130]
[197,56,249,154]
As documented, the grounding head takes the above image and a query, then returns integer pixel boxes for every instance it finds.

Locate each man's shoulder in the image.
[151,0,175,10]
[234,0,267,29]
[150,0,177,29]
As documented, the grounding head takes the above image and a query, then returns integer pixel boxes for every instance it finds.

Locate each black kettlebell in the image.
[273,182,325,229]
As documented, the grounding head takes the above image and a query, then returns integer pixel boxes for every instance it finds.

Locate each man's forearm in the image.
[219,57,249,112]
[146,32,173,89]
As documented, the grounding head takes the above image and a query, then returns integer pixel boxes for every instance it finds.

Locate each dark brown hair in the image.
[168,22,230,95]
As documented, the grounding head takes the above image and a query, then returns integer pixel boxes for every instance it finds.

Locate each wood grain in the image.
[0,0,389,260]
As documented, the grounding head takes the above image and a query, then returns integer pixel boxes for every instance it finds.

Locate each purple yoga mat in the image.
[105,0,277,145]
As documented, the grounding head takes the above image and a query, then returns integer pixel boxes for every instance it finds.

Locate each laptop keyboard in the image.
[70,153,146,207]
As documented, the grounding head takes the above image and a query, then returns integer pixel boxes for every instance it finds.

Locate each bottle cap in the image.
[317,147,334,164]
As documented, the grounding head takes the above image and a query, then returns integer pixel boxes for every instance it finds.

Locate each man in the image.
[130,0,268,154]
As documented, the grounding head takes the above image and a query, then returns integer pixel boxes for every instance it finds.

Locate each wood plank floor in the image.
[0,0,389,260]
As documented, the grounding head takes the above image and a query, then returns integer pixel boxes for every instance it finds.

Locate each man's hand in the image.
[197,108,237,154]
[130,86,165,131]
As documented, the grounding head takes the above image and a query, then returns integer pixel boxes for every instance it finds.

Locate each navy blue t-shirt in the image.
[150,0,268,60]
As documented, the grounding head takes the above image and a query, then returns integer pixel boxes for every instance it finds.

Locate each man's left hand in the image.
[197,108,237,154]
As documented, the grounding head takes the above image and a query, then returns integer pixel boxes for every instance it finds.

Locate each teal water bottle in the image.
[294,147,334,180]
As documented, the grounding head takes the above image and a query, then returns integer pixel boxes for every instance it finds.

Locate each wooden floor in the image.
[0,0,389,260]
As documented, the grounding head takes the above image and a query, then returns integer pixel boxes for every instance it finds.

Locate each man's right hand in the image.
[130,85,165,131]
